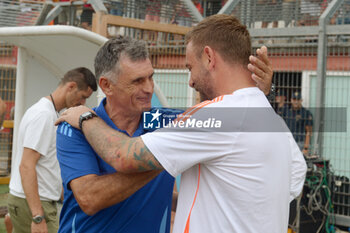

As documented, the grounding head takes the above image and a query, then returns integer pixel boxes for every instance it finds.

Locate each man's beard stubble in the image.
[198,69,215,102]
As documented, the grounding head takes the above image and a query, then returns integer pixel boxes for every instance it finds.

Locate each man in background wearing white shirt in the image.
[8,67,97,233]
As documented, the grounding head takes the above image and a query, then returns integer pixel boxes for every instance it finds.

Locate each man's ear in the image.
[203,46,216,70]
[66,81,77,91]
[99,77,113,96]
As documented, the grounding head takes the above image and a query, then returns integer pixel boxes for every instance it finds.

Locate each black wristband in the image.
[266,83,276,102]
[79,111,97,130]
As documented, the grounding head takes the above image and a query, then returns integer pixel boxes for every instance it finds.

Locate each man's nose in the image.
[189,78,194,88]
[144,79,154,93]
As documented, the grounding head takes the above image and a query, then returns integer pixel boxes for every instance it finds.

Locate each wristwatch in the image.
[79,111,97,130]
[32,215,44,224]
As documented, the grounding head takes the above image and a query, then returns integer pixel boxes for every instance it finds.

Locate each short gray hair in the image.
[94,36,149,83]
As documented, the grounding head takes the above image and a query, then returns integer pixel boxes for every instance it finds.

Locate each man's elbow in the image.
[80,205,98,216]
[19,163,30,176]
[74,193,100,216]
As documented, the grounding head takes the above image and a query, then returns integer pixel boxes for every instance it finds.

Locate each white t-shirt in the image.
[142,87,307,233]
[10,97,62,201]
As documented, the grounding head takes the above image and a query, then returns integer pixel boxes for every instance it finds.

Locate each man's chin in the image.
[140,104,152,112]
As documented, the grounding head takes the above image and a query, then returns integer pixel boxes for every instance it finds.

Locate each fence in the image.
[104,0,197,26]
[0,42,16,176]
[0,0,45,27]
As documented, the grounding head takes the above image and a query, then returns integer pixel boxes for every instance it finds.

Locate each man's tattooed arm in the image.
[82,117,163,173]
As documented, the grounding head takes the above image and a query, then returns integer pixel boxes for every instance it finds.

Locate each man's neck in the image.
[105,101,141,136]
[215,64,256,96]
[49,87,66,112]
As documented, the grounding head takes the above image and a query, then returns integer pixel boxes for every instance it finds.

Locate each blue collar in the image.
[93,98,146,137]
[93,98,184,135]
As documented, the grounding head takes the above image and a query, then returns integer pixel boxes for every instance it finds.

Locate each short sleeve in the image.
[56,122,100,190]
[142,102,242,177]
[142,128,235,177]
[305,110,313,126]
[22,111,56,156]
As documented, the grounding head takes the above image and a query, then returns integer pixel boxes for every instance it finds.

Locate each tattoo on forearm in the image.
[84,118,162,172]
[128,138,161,171]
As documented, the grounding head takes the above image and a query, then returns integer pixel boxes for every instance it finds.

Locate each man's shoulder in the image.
[222,88,269,107]
[21,106,55,126]
[302,106,312,113]
[57,122,85,141]
[300,107,313,117]
[26,98,53,115]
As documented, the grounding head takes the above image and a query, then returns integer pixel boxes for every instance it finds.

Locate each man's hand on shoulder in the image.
[55,105,95,129]
[247,46,273,95]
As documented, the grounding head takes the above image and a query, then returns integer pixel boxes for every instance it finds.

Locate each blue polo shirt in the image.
[285,106,313,143]
[56,98,181,233]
